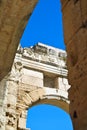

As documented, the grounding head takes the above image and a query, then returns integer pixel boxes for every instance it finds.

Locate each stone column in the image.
[0,75,8,130]
[5,81,18,130]
[61,0,87,129]
[5,61,23,130]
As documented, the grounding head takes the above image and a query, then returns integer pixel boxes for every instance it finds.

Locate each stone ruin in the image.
[0,0,87,129]
[0,43,70,130]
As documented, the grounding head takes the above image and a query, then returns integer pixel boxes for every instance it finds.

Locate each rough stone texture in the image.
[0,43,70,130]
[0,0,87,129]
[61,0,87,129]
[0,0,38,81]
[21,68,43,87]
[0,75,8,130]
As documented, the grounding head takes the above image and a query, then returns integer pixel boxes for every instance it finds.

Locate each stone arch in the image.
[17,87,69,114]
[0,0,87,130]
[6,43,70,130]
[17,87,69,130]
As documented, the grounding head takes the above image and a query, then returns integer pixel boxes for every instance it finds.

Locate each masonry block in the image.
[29,90,40,102]
[22,93,32,106]
[18,118,26,129]
[22,68,43,79]
[55,77,70,91]
[22,68,43,87]
[21,75,43,87]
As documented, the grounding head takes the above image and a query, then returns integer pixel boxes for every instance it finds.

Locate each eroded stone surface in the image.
[0,0,87,129]
[0,43,70,130]
[61,0,87,129]
[0,0,38,81]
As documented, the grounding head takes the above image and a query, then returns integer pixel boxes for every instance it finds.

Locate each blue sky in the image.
[26,105,73,130]
[20,0,65,50]
[20,0,73,129]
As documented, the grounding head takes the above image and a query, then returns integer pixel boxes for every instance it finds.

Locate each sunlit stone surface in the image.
[0,0,87,129]
[61,0,87,129]
[0,0,38,81]
[0,43,70,130]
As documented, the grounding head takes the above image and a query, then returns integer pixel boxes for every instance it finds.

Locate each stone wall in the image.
[0,43,70,130]
[0,75,8,130]
[61,0,87,129]
[15,44,70,129]
[0,0,87,129]
[0,0,38,81]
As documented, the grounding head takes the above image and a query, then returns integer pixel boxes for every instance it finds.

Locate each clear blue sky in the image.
[20,0,65,50]
[20,0,73,130]
[26,105,73,130]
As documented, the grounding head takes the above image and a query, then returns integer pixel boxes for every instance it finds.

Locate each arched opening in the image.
[0,0,86,129]
[17,89,70,130]
[17,1,72,129]
[26,104,73,130]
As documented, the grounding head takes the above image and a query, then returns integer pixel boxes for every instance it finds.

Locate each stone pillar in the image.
[61,0,87,129]
[0,75,18,130]
[0,75,8,130]
[5,81,18,130]
[4,61,23,130]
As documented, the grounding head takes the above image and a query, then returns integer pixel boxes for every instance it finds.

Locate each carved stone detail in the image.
[9,62,23,82]
[0,43,70,130]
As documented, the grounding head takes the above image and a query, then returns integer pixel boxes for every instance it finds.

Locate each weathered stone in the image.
[66,28,87,83]
[61,0,68,8]
[0,43,70,130]
[0,0,38,80]
[62,1,87,129]
[22,93,32,106]
[22,68,43,79]
[18,118,26,129]
[62,0,82,44]
[55,77,70,91]
[81,0,87,23]
[0,0,87,129]
[21,75,43,87]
